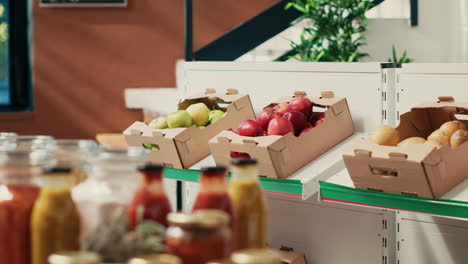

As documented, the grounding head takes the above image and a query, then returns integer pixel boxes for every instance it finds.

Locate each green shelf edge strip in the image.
[319,181,468,219]
[164,167,302,195]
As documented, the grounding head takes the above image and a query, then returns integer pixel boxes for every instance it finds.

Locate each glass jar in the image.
[31,166,81,264]
[72,146,149,249]
[127,163,172,229]
[228,159,267,250]
[0,150,53,264]
[49,252,101,264]
[128,254,181,264]
[49,140,98,184]
[15,135,54,151]
[166,210,231,264]
[0,135,16,151]
[230,249,281,264]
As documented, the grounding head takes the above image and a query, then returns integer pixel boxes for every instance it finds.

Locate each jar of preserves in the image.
[0,150,53,264]
[31,166,81,264]
[127,163,172,228]
[228,159,267,250]
[49,140,98,184]
[230,249,281,264]
[49,252,101,264]
[166,210,231,264]
[128,254,181,264]
[72,146,149,248]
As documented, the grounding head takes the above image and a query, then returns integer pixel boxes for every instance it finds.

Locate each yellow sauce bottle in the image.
[228,159,267,250]
[31,167,80,264]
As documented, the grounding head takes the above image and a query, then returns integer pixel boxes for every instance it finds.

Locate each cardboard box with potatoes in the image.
[209,91,355,179]
[344,96,468,198]
[123,89,255,169]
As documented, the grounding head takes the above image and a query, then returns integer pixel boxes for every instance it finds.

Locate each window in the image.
[0,0,32,111]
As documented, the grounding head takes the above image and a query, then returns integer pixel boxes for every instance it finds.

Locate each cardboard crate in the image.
[123,89,255,168]
[344,96,468,198]
[209,91,355,179]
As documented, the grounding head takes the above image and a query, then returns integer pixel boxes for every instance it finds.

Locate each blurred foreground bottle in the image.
[31,167,80,264]
[0,150,52,264]
[127,163,172,228]
[228,159,267,250]
[193,166,235,236]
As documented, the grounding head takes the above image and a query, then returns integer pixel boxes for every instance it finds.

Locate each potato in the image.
[425,140,444,149]
[368,125,400,146]
[397,137,426,147]
[427,129,450,145]
[440,120,466,138]
[450,129,468,148]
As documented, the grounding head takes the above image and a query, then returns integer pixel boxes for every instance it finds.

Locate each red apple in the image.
[237,152,251,160]
[238,119,263,137]
[230,152,239,158]
[267,117,295,136]
[283,111,308,136]
[273,103,289,114]
[309,112,325,125]
[288,98,313,118]
[313,118,324,127]
[257,108,276,131]
[299,127,313,136]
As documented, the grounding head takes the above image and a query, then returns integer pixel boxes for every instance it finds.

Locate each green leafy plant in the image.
[388,45,414,67]
[285,0,375,62]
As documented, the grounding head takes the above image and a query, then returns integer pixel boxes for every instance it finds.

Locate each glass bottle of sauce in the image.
[31,167,81,264]
[72,147,149,248]
[49,140,98,185]
[128,254,181,264]
[193,166,235,230]
[0,150,52,264]
[228,159,267,250]
[49,252,102,264]
[166,210,231,264]
[230,249,281,264]
[127,163,172,228]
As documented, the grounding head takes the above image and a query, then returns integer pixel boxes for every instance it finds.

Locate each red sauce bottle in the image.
[127,163,172,229]
[0,150,52,264]
[193,166,236,251]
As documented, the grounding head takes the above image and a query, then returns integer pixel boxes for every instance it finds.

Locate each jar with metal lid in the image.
[166,210,231,264]
[48,140,98,184]
[128,254,181,264]
[15,135,54,151]
[72,147,150,250]
[230,249,281,264]
[0,150,53,264]
[49,251,101,264]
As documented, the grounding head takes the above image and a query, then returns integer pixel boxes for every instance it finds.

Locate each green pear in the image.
[148,117,168,129]
[208,110,225,125]
[167,110,193,128]
[186,103,210,126]
[142,143,159,151]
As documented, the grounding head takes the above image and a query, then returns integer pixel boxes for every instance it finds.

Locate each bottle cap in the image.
[200,166,227,174]
[137,163,164,172]
[230,249,281,264]
[42,166,73,174]
[231,158,257,166]
[168,210,229,229]
[49,252,101,264]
